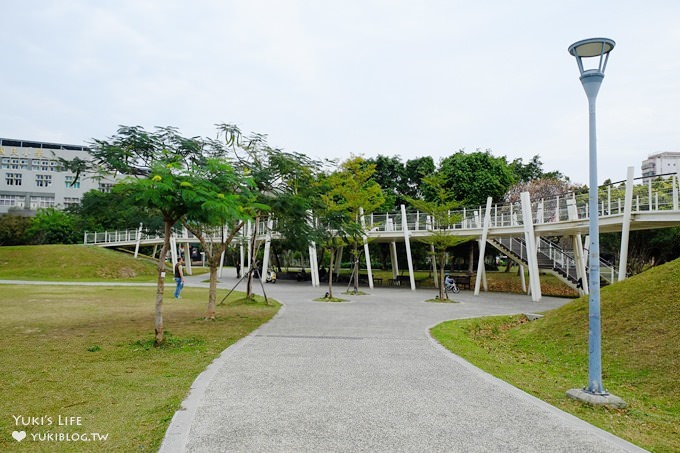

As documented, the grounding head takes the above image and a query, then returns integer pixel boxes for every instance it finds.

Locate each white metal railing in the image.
[84,225,226,246]
[85,176,680,247]
[491,236,618,287]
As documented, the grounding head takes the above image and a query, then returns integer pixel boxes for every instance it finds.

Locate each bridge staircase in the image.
[489,236,618,291]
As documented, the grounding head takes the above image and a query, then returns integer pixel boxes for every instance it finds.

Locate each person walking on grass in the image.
[174,257,185,299]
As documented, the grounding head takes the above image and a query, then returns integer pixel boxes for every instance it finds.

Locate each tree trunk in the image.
[468,242,475,274]
[438,251,446,300]
[206,257,218,320]
[155,220,173,346]
[183,220,244,319]
[352,245,360,293]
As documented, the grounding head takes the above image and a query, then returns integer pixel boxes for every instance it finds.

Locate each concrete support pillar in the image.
[567,197,588,295]
[389,242,399,279]
[359,207,374,289]
[520,192,542,302]
[134,223,143,258]
[618,166,635,281]
[401,205,416,291]
[261,218,273,281]
[217,226,226,278]
[218,250,225,278]
[474,197,492,296]
[184,242,192,275]
[170,235,178,268]
[239,241,245,278]
[309,243,319,287]
[246,221,252,270]
[306,211,319,287]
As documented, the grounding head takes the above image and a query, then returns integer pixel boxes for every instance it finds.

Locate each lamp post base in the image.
[566,388,627,409]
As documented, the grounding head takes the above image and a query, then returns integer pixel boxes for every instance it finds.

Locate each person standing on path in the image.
[174,257,185,299]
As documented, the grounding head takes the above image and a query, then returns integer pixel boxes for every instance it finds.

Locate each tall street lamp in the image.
[566,38,626,408]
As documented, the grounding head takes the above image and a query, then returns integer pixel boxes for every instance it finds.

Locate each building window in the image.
[63,197,81,208]
[36,174,52,187]
[10,158,19,169]
[65,175,81,188]
[1,158,8,169]
[30,196,55,209]
[0,194,24,207]
[32,159,51,171]
[5,172,22,186]
[99,183,113,193]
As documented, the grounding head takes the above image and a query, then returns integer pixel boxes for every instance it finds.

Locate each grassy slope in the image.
[0,246,279,452]
[0,244,162,281]
[432,258,680,452]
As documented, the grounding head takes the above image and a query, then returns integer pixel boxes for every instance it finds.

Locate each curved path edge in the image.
[425,325,646,453]
[159,302,287,453]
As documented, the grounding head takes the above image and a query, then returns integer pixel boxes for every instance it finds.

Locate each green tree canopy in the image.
[438,149,515,205]
[27,208,80,244]
[86,125,259,345]
[67,189,164,234]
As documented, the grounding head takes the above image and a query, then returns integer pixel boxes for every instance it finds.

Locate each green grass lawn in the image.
[0,244,161,281]
[431,258,680,452]
[0,244,212,282]
[0,284,279,452]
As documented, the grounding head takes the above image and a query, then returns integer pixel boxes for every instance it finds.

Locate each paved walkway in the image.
[154,274,645,453]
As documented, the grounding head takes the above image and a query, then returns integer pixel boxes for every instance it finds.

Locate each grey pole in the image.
[582,69,604,394]
[566,38,626,408]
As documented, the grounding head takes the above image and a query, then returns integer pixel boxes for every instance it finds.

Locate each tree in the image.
[363,155,406,211]
[504,178,580,204]
[86,125,246,346]
[438,149,515,205]
[312,191,362,300]
[509,154,567,183]
[320,156,385,294]
[403,156,436,201]
[67,189,164,234]
[406,173,472,300]
[0,214,32,245]
[27,208,80,244]
[181,156,261,319]
[216,123,320,299]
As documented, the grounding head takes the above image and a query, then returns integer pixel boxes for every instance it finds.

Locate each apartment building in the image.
[641,151,680,180]
[0,138,115,215]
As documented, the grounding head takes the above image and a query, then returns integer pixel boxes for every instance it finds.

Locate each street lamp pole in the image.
[566,37,626,408]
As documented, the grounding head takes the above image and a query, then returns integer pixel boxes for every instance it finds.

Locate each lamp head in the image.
[569,38,615,77]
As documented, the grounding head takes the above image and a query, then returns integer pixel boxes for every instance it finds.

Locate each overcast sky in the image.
[2,0,679,185]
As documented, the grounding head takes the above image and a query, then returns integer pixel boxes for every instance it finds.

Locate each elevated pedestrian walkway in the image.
[84,169,680,302]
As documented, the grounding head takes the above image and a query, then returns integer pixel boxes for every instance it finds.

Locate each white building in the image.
[0,138,115,215]
[641,151,680,180]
